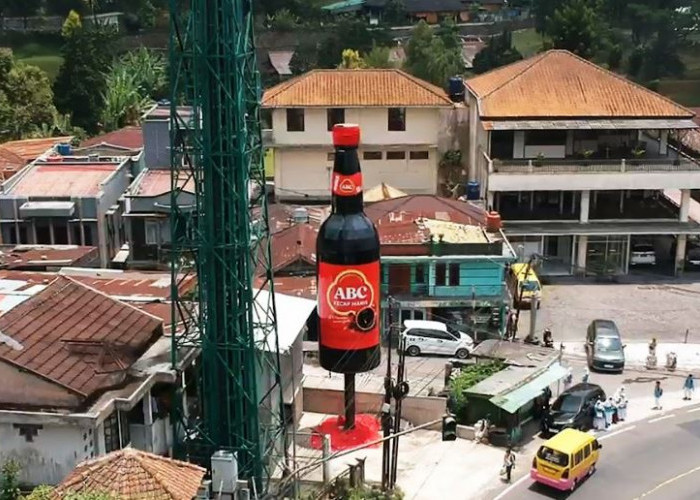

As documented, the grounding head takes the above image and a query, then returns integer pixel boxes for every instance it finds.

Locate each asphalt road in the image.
[494,405,700,500]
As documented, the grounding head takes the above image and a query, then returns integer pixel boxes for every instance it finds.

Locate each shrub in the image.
[449,361,505,423]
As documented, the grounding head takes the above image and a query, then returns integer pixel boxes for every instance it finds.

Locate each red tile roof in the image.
[262,69,453,108]
[132,169,194,197]
[365,195,487,226]
[9,162,121,196]
[0,276,162,408]
[81,126,143,149]
[465,50,694,119]
[54,448,206,500]
[0,136,73,161]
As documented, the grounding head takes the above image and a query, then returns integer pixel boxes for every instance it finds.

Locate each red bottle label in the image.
[331,172,362,197]
[318,261,380,350]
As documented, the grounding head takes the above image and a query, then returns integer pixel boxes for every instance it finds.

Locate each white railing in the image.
[491,155,700,174]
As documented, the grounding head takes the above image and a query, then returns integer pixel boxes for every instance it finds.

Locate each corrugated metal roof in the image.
[490,362,568,413]
[466,50,694,119]
[262,69,453,108]
[81,126,143,149]
[268,50,294,76]
[483,119,698,130]
[9,162,121,197]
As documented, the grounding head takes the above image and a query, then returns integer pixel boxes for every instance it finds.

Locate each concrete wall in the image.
[143,119,170,169]
[0,422,94,486]
[0,361,81,409]
[303,388,446,427]
[270,107,444,146]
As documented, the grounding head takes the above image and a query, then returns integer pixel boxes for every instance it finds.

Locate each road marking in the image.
[633,464,700,499]
[492,473,530,500]
[599,425,636,441]
[648,414,675,423]
[687,407,700,413]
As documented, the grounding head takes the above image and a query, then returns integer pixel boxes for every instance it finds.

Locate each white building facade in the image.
[464,50,700,276]
[262,69,460,200]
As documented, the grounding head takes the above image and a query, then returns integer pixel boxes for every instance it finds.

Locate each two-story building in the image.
[464,50,700,276]
[0,153,134,267]
[262,69,459,200]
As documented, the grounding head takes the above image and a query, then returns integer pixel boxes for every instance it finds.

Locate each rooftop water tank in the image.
[293,207,309,223]
[56,143,71,156]
[466,181,480,200]
[448,77,465,103]
[486,211,502,232]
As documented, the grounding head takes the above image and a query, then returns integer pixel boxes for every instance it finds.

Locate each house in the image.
[0,153,133,267]
[0,274,197,486]
[54,448,206,500]
[0,136,73,182]
[464,50,700,277]
[261,69,459,200]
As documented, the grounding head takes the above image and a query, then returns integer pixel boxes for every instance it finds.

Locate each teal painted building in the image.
[380,231,517,341]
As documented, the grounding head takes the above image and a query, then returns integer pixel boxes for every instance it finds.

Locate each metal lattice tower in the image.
[168,0,286,493]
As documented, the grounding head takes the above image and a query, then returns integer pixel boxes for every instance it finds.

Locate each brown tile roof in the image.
[0,136,73,161]
[9,162,121,196]
[365,194,487,226]
[262,69,453,108]
[54,448,205,500]
[0,276,162,408]
[132,169,194,196]
[81,126,143,149]
[465,50,694,119]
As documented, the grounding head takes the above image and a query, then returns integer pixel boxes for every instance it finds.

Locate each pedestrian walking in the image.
[582,367,590,384]
[502,447,516,483]
[654,381,663,410]
[563,368,573,392]
[593,397,606,431]
[603,397,614,428]
[683,374,695,401]
[615,387,628,421]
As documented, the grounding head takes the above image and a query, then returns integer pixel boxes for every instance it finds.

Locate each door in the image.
[430,329,454,354]
[408,329,436,354]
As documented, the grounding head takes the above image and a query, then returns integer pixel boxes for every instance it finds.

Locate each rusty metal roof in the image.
[131,169,195,197]
[0,245,98,269]
[262,69,453,108]
[0,136,73,161]
[0,276,162,406]
[466,50,694,119]
[54,448,206,500]
[81,126,143,150]
[365,195,487,226]
[8,162,122,197]
[268,223,318,272]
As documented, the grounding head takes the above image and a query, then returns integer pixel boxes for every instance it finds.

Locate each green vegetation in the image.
[450,361,505,423]
[472,30,523,74]
[512,28,546,57]
[404,20,464,87]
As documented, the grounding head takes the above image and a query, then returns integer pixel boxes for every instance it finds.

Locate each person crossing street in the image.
[683,374,694,401]
[654,381,664,410]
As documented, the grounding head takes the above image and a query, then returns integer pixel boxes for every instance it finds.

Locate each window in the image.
[363,151,383,160]
[103,412,120,453]
[72,224,82,245]
[415,264,425,283]
[435,263,447,286]
[387,151,406,160]
[448,263,460,286]
[583,444,591,458]
[537,446,569,467]
[84,225,94,246]
[327,108,345,131]
[574,450,583,466]
[286,109,305,132]
[388,107,406,131]
[260,109,272,129]
[410,151,429,160]
[326,152,335,162]
[145,221,159,245]
[35,220,51,244]
[54,222,69,245]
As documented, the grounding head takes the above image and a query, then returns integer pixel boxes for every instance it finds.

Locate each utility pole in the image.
[513,254,539,339]
[381,297,396,490]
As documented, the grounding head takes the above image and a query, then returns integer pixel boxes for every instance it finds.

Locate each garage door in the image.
[360,149,436,194]
[276,149,331,199]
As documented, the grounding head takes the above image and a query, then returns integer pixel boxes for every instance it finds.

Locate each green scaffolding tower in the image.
[168,0,287,493]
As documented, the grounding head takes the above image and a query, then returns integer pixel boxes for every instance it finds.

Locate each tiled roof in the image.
[54,448,205,500]
[0,136,73,161]
[8,162,120,196]
[0,276,162,407]
[365,194,487,226]
[81,126,143,149]
[131,169,194,197]
[262,69,453,108]
[465,50,694,119]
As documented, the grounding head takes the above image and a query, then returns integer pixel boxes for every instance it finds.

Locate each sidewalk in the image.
[562,342,700,371]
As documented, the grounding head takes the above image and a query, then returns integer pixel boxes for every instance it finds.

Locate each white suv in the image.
[630,243,656,266]
[400,320,474,359]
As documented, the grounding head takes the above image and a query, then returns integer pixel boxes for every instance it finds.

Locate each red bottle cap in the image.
[332,123,361,147]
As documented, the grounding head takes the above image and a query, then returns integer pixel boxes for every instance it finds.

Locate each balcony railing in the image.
[490,156,700,174]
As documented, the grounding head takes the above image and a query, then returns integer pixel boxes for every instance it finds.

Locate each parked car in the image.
[401,319,474,359]
[686,244,700,268]
[586,319,626,372]
[546,383,606,433]
[630,243,656,266]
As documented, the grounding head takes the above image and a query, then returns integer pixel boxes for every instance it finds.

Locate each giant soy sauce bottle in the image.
[317,124,381,374]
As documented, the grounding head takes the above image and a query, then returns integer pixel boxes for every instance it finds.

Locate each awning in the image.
[482,119,699,131]
[489,362,568,414]
[19,201,75,218]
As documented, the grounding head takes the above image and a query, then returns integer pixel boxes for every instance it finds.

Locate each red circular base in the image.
[310,414,381,451]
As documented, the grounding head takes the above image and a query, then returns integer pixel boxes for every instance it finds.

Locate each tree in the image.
[383,0,408,25]
[472,30,523,74]
[338,49,366,69]
[24,485,115,500]
[5,0,42,28]
[53,19,118,133]
[266,8,299,31]
[317,17,391,68]
[533,0,560,34]
[62,10,83,38]
[547,0,602,58]
[0,461,20,500]
[289,39,318,75]
[404,20,463,86]
[363,44,394,68]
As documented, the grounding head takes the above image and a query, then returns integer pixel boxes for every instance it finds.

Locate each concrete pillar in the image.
[577,235,588,276]
[486,191,494,211]
[513,131,525,159]
[143,390,154,452]
[675,234,687,276]
[565,130,574,156]
[680,189,691,222]
[580,190,591,223]
[660,130,669,155]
